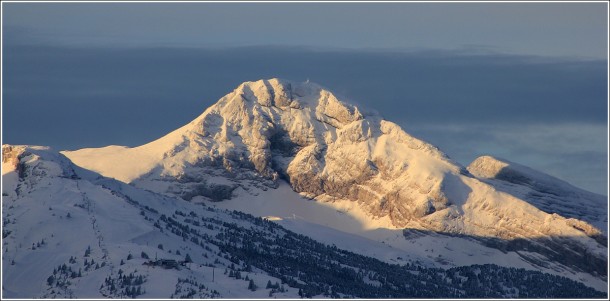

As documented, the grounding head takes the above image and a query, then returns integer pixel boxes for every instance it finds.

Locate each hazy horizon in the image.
[2,2,608,195]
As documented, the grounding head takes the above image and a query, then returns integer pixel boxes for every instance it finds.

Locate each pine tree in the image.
[47,275,55,286]
[84,245,91,257]
[185,253,192,263]
[248,279,257,291]
[141,251,149,259]
[127,253,133,260]
[266,280,273,289]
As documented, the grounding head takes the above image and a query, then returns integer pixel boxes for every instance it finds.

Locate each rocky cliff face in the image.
[63,79,607,278]
[2,145,27,178]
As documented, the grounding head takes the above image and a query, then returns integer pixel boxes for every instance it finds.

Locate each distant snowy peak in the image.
[468,155,607,231]
[65,78,466,227]
[171,79,466,221]
[184,78,458,169]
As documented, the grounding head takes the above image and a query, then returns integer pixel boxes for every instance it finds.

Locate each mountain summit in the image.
[63,79,607,279]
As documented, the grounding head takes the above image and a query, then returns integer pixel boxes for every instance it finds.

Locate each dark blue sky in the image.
[1,2,608,195]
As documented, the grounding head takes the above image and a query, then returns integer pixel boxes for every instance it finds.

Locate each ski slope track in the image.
[3,79,608,298]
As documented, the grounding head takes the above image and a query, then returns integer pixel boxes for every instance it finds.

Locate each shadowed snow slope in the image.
[62,79,607,282]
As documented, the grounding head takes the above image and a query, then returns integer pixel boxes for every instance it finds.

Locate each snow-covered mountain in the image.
[63,79,607,277]
[3,78,608,297]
